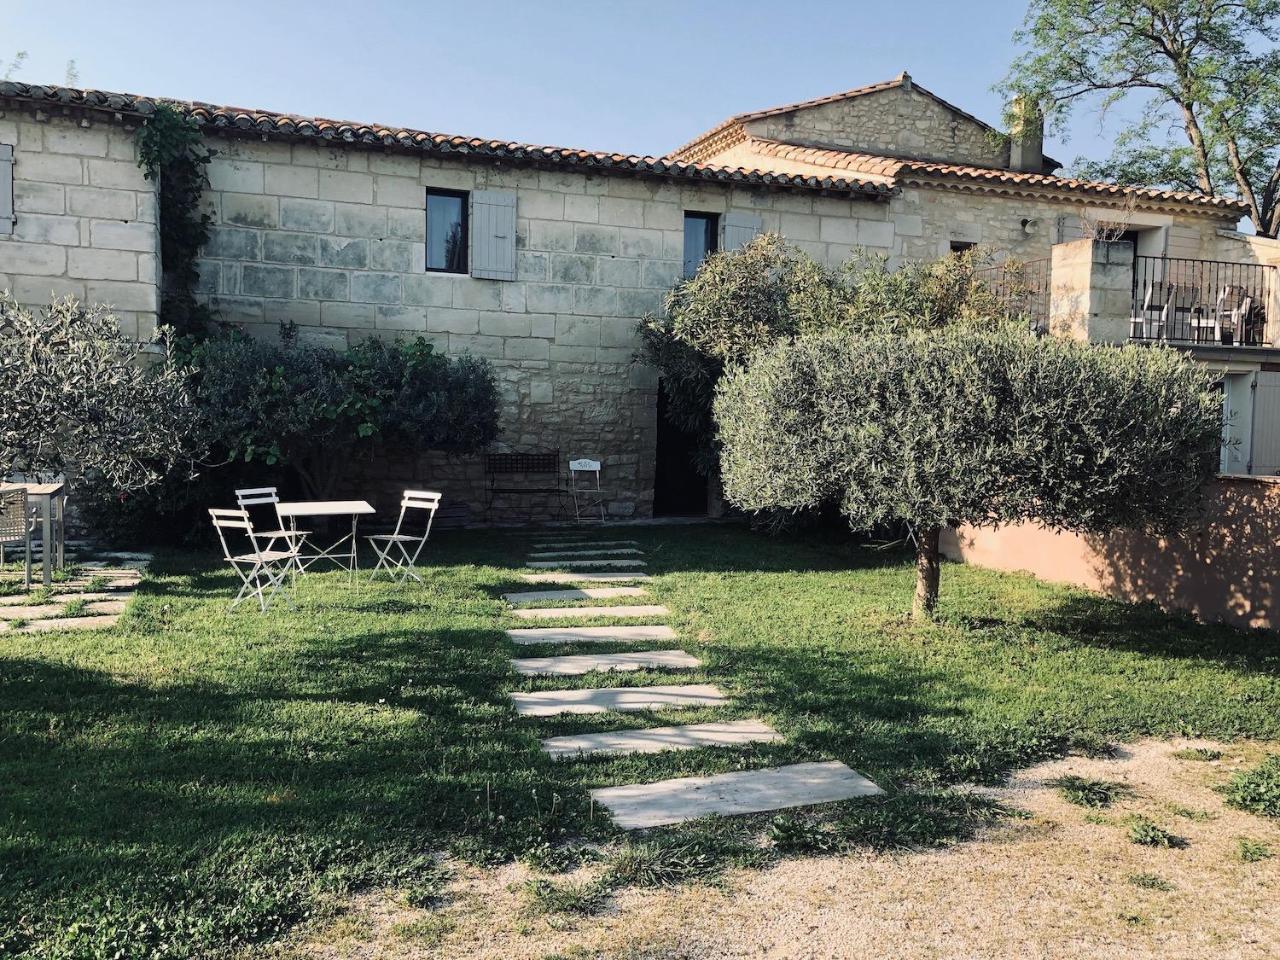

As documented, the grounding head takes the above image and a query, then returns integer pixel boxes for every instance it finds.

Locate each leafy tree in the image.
[190,329,501,498]
[0,294,200,490]
[1001,0,1280,236]
[637,235,1007,476]
[714,324,1222,618]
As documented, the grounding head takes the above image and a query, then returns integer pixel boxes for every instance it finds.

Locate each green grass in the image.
[1236,837,1273,863]
[1127,816,1183,848]
[60,598,88,618]
[1126,872,1174,891]
[1049,775,1128,808]
[1172,747,1223,762]
[1224,755,1280,818]
[3,524,1280,958]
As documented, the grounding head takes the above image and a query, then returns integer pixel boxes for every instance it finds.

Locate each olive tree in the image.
[0,293,200,491]
[714,324,1222,618]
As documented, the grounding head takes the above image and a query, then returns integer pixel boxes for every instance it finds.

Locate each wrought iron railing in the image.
[1131,256,1277,347]
[974,258,1051,333]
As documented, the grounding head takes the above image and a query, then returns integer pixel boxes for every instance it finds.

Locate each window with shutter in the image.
[469,189,517,281]
[0,145,14,237]
[721,211,762,252]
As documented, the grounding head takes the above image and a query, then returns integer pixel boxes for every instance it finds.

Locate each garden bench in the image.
[485,451,567,521]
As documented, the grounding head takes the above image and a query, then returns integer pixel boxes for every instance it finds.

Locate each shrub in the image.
[0,293,200,491]
[714,324,1221,617]
[1127,816,1181,847]
[1224,755,1280,818]
[1050,775,1127,808]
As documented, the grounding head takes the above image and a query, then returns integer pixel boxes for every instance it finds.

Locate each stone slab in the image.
[510,650,700,676]
[591,761,884,829]
[80,560,149,570]
[528,548,645,559]
[511,604,669,621]
[503,587,648,604]
[526,559,647,569]
[520,572,651,584]
[507,624,678,645]
[509,683,726,716]
[530,540,640,549]
[1,614,121,633]
[0,598,127,620]
[542,719,783,758]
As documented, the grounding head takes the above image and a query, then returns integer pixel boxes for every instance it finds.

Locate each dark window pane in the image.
[683,212,718,278]
[427,191,467,272]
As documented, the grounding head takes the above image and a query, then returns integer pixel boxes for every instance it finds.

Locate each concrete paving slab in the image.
[542,719,783,758]
[511,604,669,621]
[591,760,884,829]
[0,598,127,620]
[1,614,121,634]
[503,586,648,604]
[510,650,700,676]
[80,560,149,570]
[530,540,640,549]
[509,683,726,716]
[520,571,651,584]
[528,548,645,559]
[526,559,647,569]
[507,624,679,645]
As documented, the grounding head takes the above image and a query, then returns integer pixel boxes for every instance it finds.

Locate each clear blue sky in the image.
[2,0,1127,168]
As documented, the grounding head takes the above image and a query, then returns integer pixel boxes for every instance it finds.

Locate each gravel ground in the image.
[257,739,1280,960]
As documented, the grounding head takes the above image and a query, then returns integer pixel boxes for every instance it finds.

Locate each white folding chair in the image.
[569,458,606,523]
[235,486,309,571]
[209,507,299,612]
[366,490,441,584]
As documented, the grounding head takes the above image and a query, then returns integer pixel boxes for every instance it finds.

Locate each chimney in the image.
[1009,96,1044,173]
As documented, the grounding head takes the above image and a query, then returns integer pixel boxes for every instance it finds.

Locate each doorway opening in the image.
[652,384,708,516]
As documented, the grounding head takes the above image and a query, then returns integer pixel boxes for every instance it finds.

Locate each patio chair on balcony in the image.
[0,487,33,590]
[1131,282,1169,340]
[1165,282,1209,342]
[1216,286,1255,345]
[209,507,300,613]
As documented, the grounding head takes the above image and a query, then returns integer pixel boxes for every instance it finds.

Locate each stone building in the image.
[1,74,1271,520]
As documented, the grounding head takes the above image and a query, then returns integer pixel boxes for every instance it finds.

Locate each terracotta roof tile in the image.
[746,139,1248,214]
[0,81,894,199]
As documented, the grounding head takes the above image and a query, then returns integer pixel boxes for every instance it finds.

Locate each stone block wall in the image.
[749,84,1009,169]
[0,101,158,337]
[191,135,898,519]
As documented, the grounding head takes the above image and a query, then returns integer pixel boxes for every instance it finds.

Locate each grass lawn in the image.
[2,524,1279,958]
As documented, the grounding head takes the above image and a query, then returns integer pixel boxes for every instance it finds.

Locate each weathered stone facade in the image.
[0,101,159,338]
[0,77,1250,522]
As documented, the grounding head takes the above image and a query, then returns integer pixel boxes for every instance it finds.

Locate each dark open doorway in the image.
[653,383,708,516]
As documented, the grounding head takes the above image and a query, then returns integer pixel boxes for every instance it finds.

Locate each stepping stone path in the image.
[502,532,882,829]
[510,604,670,621]
[0,548,148,634]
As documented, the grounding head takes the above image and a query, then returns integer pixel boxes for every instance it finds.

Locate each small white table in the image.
[276,500,375,575]
[1,481,66,588]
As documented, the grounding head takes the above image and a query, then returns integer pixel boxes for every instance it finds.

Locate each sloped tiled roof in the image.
[0,81,895,198]
[747,138,1249,214]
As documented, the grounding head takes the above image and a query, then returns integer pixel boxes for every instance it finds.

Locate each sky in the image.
[1,0,1135,169]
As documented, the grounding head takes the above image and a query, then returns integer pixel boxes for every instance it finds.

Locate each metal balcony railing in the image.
[1131,256,1277,347]
[974,257,1051,333]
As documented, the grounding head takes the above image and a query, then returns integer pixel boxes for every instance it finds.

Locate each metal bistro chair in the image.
[366,490,442,584]
[0,487,33,590]
[569,458,606,524]
[235,486,310,572]
[1216,286,1255,345]
[208,507,300,612]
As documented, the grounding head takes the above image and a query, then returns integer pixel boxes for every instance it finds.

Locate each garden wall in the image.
[940,476,1280,630]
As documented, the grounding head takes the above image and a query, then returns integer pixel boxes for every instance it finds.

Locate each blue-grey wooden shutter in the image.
[0,145,14,237]
[469,189,517,280]
[721,211,762,251]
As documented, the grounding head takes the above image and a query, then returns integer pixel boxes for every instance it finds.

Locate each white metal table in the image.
[276,500,375,575]
[1,481,66,588]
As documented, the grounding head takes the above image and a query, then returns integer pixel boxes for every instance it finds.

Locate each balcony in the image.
[1130,255,1277,348]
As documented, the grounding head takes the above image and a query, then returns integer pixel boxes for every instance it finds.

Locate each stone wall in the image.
[0,101,158,337]
[747,84,1009,169]
[192,136,899,519]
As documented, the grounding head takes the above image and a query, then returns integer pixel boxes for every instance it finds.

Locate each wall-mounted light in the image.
[1021,217,1040,237]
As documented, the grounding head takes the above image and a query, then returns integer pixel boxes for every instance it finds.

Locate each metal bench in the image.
[484,450,568,521]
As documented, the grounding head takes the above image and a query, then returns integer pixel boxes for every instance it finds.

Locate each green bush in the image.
[714,324,1222,617]
[1225,755,1280,818]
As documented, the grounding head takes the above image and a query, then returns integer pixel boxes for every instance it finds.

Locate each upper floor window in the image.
[683,211,719,278]
[426,188,468,273]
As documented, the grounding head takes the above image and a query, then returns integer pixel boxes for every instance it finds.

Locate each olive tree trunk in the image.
[913,525,941,620]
